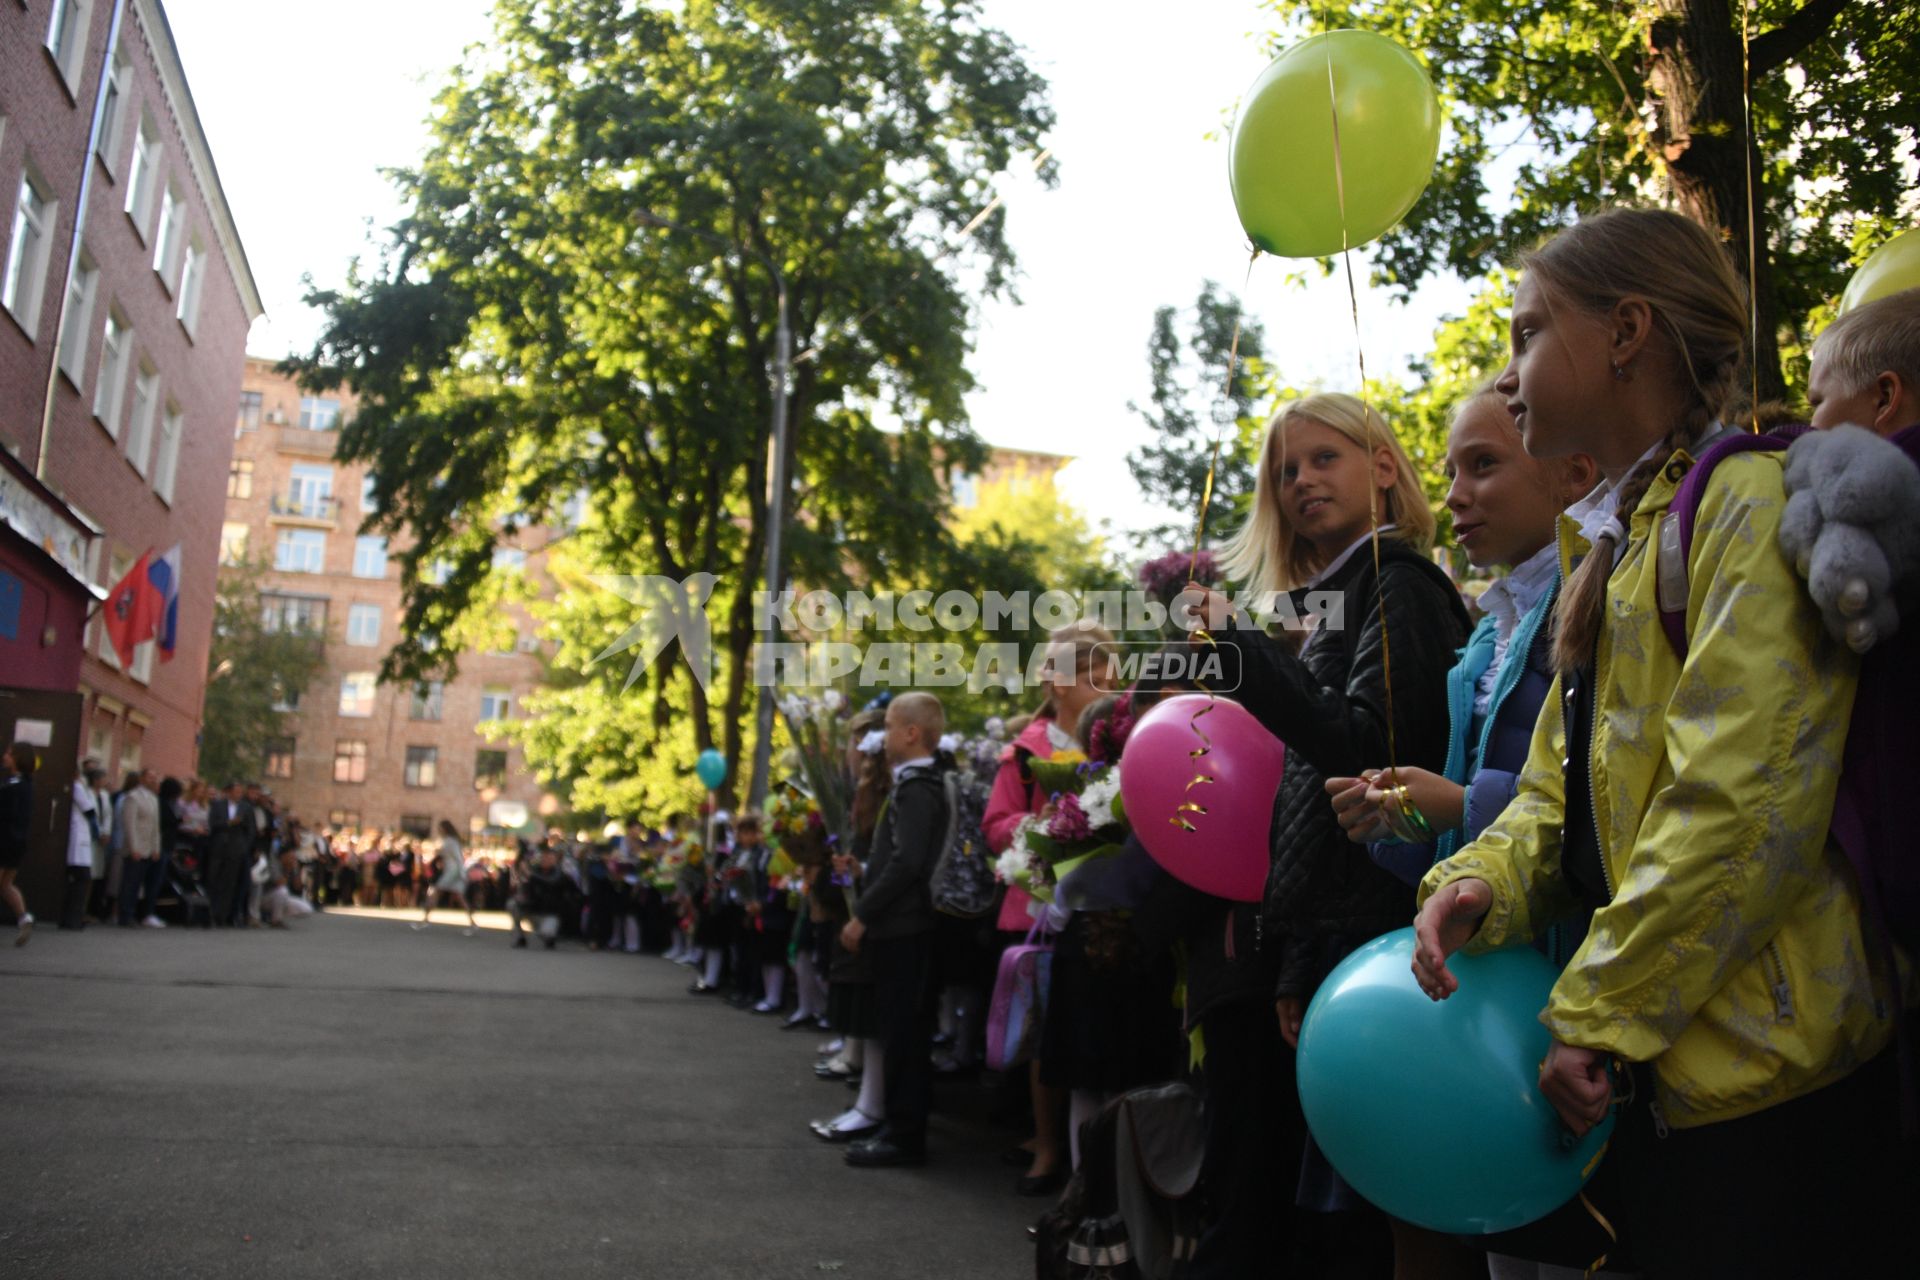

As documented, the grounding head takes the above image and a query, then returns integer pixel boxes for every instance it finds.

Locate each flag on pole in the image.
[150,543,182,662]
[103,549,163,669]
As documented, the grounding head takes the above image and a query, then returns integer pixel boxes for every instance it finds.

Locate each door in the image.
[0,687,83,920]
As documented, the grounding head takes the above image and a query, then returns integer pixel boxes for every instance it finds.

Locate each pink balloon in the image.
[1121,694,1283,903]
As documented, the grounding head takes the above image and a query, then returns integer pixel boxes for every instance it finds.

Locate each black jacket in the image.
[1222,541,1470,998]
[854,762,949,940]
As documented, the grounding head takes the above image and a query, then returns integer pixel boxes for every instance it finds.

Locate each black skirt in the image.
[1038,910,1183,1093]
[827,979,879,1040]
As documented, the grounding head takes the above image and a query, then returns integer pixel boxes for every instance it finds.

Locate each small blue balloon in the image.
[1296,927,1613,1234]
[694,749,727,791]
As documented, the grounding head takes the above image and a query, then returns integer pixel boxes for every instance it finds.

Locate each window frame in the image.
[345,603,381,647]
[56,247,98,385]
[332,739,368,785]
[2,168,57,334]
[152,401,181,503]
[92,307,130,435]
[264,737,296,780]
[338,673,377,719]
[352,535,388,579]
[404,745,439,789]
[273,528,326,574]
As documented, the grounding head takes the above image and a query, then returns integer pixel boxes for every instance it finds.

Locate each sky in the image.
[163,0,1480,547]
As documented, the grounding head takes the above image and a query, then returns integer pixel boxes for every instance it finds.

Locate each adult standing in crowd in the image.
[117,770,166,929]
[63,763,105,931]
[207,781,252,927]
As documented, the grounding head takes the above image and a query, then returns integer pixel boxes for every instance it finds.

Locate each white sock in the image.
[854,1039,885,1118]
[829,1105,876,1132]
[703,950,722,987]
[761,965,785,1007]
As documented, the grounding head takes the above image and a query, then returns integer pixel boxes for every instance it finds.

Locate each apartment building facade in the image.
[222,357,552,839]
[2,0,261,910]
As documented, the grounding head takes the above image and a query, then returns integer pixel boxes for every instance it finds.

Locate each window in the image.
[399,814,433,839]
[46,0,92,91]
[124,362,157,475]
[228,457,254,498]
[409,680,444,721]
[327,808,362,831]
[338,673,376,718]
[346,603,381,647]
[219,522,249,565]
[404,746,439,788]
[332,740,368,785]
[152,403,181,503]
[96,54,128,169]
[92,310,129,433]
[352,536,388,579]
[118,731,142,776]
[479,686,514,722]
[152,186,183,284]
[260,594,326,635]
[274,529,325,573]
[492,547,527,574]
[3,171,56,332]
[474,748,508,791]
[177,239,204,334]
[950,471,979,509]
[269,677,301,713]
[422,558,452,587]
[298,396,340,431]
[265,737,295,779]
[360,474,378,515]
[236,390,263,433]
[287,462,333,516]
[125,120,159,236]
[57,249,98,383]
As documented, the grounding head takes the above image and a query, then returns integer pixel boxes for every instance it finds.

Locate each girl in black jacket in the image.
[1213,393,1470,1259]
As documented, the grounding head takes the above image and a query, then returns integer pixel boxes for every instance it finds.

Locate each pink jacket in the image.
[985,718,1058,930]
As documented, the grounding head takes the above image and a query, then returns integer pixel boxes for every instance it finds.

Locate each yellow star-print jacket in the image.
[1419,444,1898,1129]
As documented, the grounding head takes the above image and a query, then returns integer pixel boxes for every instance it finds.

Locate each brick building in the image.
[2,0,261,910]
[221,357,553,839]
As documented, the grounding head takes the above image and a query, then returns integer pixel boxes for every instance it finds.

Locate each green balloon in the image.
[1838,227,1920,314]
[1230,30,1442,259]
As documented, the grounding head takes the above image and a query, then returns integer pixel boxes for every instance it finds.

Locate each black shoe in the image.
[725,993,751,1009]
[1001,1145,1038,1169]
[814,1058,860,1081]
[845,1136,925,1168]
[931,1055,978,1078]
[780,1014,813,1031]
[513,936,528,948]
[543,938,557,950]
[689,980,720,995]
[810,1113,881,1143]
[1017,1168,1067,1197]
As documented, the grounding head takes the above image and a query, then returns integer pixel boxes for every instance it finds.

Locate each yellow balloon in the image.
[1839,228,1920,313]
[1230,30,1442,259]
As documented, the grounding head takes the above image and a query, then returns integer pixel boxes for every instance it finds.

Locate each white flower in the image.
[937,732,962,754]
[779,694,808,721]
[857,729,886,755]
[985,716,1007,740]
[1080,767,1122,827]
[995,844,1032,888]
[822,689,845,712]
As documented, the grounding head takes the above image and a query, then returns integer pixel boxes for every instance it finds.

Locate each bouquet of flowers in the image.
[777,690,854,838]
[993,757,1127,904]
[765,778,830,877]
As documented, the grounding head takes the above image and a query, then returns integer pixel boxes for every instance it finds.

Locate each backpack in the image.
[1658,425,1920,1130]
[1033,1082,1204,1280]
[929,771,999,918]
[987,918,1054,1072]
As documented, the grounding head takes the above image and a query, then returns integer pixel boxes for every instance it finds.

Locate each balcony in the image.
[268,494,340,528]
[275,424,340,458]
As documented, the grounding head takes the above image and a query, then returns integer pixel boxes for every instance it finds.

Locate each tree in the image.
[1263,0,1918,401]
[199,562,328,787]
[286,0,1055,804]
[1126,282,1272,550]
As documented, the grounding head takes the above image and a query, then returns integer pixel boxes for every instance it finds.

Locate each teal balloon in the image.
[1230,30,1442,258]
[1296,927,1613,1234]
[694,749,727,791]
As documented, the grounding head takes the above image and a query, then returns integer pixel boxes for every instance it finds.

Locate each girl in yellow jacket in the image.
[1411,208,1907,1279]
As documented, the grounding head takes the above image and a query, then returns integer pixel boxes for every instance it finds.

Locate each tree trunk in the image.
[1644,0,1787,404]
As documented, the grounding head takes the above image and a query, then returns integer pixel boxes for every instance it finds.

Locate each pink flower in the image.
[1046,792,1094,843]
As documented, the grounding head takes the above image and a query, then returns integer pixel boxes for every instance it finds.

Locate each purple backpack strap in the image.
[1658,427,1807,660]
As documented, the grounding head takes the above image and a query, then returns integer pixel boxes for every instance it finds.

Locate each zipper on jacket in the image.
[1647,1094,1670,1139]
[1763,940,1794,1022]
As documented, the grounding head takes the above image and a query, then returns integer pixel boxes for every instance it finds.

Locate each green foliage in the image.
[287,0,1054,804]
[1126,282,1274,549]
[1260,0,1918,401]
[199,562,328,787]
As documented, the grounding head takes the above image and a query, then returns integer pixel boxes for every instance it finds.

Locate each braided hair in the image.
[1519,209,1750,676]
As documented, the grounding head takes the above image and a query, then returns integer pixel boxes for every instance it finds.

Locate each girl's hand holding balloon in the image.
[1538,1041,1612,1137]
[1365,767,1465,843]
[1275,996,1305,1049]
[1411,877,1490,1000]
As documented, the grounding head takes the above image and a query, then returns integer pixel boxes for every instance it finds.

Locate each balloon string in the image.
[1579,1188,1618,1278]
[1740,0,1761,428]
[1173,251,1259,834]
[1324,27,1401,780]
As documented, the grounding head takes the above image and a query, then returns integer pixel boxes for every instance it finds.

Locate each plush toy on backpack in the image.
[1778,424,1920,653]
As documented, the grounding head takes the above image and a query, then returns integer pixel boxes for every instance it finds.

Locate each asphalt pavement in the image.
[0,909,1036,1278]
